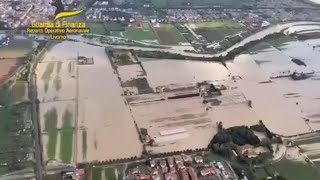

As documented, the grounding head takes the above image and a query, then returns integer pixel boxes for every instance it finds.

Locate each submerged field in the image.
[37,41,142,164]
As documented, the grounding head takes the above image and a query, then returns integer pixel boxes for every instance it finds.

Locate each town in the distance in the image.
[1,0,320,180]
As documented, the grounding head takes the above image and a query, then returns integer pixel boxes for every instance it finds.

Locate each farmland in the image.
[0,58,25,84]
[36,44,77,164]
[154,24,189,45]
[188,20,244,42]
[92,167,118,180]
[110,22,160,44]
[0,36,34,58]
[36,42,142,165]
[0,81,34,175]
[107,21,190,45]
[87,22,109,35]
[254,159,320,180]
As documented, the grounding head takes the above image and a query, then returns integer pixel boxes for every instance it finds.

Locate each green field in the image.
[267,35,297,49]
[154,24,188,45]
[9,81,26,103]
[82,130,87,160]
[92,167,103,180]
[189,20,244,42]
[62,109,73,128]
[105,168,117,180]
[0,105,11,144]
[110,22,159,44]
[0,37,34,58]
[42,62,55,93]
[59,129,73,163]
[87,23,109,35]
[92,167,117,180]
[273,159,320,180]
[255,159,320,180]
[44,108,58,159]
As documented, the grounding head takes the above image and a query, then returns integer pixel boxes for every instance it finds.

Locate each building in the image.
[151,168,158,176]
[174,155,183,164]
[238,144,258,158]
[159,159,167,168]
[167,157,174,167]
[182,154,192,162]
[132,167,140,174]
[180,169,190,180]
[149,160,156,168]
[200,167,215,177]
[177,162,185,170]
[187,167,198,180]
[165,172,178,180]
[194,156,203,164]
[135,174,151,180]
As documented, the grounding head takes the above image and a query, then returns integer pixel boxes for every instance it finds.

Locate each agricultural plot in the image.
[92,167,118,180]
[36,43,78,164]
[87,23,108,35]
[272,159,320,180]
[109,22,160,44]
[0,84,34,175]
[39,101,75,163]
[9,81,28,103]
[0,58,25,84]
[188,20,244,42]
[154,24,189,45]
[0,36,35,58]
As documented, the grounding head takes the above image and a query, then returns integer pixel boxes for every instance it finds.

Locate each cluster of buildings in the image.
[130,154,238,180]
[0,0,83,29]
[85,0,320,27]
[0,0,54,28]
[85,1,135,22]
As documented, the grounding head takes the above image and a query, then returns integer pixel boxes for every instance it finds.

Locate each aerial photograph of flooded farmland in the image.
[1,0,320,180]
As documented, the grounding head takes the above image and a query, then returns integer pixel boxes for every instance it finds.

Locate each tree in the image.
[217,121,223,131]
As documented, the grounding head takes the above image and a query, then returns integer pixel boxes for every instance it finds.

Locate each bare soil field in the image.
[0,58,25,84]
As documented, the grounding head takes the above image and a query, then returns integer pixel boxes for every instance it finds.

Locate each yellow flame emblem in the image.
[54,9,84,21]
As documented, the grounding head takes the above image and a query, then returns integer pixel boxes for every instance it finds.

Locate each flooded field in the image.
[36,41,142,163]
[140,58,230,90]
[36,43,77,164]
[227,38,320,136]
